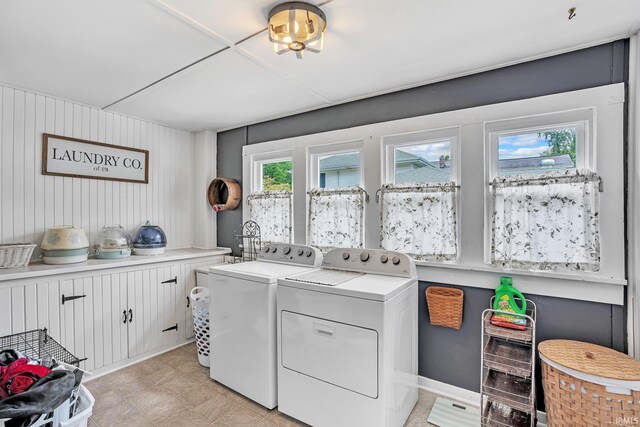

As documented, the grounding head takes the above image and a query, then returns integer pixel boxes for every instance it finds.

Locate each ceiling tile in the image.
[239,0,640,103]
[108,49,329,131]
[155,0,325,44]
[0,0,227,107]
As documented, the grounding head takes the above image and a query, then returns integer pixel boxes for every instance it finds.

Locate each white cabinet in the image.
[0,252,226,375]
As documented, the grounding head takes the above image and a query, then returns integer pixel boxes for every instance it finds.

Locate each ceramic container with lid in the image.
[41,226,89,264]
[132,221,167,256]
[94,225,132,259]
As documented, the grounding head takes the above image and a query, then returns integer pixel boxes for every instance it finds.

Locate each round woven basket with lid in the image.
[539,339,640,427]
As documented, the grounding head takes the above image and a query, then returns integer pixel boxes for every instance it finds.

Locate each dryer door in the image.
[281,310,378,398]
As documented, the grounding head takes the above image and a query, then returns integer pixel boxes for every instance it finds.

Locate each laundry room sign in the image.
[42,133,149,183]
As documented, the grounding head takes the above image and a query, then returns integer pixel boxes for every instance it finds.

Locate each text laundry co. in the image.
[51,148,143,169]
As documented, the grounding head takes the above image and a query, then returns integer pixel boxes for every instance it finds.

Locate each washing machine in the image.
[277,248,418,427]
[209,243,322,409]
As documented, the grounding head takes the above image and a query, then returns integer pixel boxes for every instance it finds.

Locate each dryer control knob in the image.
[392,256,401,265]
[305,249,312,257]
[360,252,370,262]
[284,246,291,255]
[297,248,304,256]
[380,255,388,263]
[342,252,350,260]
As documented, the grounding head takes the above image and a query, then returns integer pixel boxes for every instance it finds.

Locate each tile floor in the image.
[85,342,441,427]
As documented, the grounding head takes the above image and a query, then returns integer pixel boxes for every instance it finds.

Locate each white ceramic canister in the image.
[41,226,89,265]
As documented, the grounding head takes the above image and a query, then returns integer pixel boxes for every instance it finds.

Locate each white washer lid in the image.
[280,271,416,301]
[209,261,316,284]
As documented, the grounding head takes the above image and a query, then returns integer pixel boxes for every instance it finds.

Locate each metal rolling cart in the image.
[481,298,537,427]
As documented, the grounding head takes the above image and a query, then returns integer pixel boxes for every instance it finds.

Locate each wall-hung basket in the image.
[207,178,241,212]
[426,286,464,329]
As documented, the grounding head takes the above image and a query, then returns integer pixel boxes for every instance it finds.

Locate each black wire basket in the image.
[0,328,82,367]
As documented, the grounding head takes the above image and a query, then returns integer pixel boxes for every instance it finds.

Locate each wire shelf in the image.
[0,328,82,367]
[481,298,536,426]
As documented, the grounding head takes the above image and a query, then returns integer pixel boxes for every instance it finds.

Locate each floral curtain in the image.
[491,169,600,272]
[247,190,293,244]
[380,183,458,261]
[307,187,365,251]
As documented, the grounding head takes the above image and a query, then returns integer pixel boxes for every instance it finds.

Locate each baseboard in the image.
[418,376,548,426]
[418,376,480,408]
[84,340,195,382]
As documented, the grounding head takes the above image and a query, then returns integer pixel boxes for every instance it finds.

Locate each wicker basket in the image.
[426,286,464,329]
[539,340,640,427]
[0,243,36,268]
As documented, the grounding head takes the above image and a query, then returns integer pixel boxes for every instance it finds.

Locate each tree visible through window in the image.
[498,126,577,176]
[262,160,292,191]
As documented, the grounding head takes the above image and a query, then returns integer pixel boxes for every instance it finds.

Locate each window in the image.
[308,145,365,250]
[248,155,294,244]
[317,151,360,189]
[260,159,292,191]
[381,130,459,261]
[394,141,452,184]
[487,113,600,272]
[497,124,579,177]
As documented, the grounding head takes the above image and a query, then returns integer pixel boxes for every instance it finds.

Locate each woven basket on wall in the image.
[539,340,640,427]
[0,243,37,268]
[425,286,464,329]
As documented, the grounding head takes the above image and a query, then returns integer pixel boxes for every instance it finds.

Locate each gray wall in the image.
[217,40,629,408]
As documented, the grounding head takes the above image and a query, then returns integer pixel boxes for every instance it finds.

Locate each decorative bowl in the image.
[132,221,167,256]
[41,226,89,250]
[94,225,132,259]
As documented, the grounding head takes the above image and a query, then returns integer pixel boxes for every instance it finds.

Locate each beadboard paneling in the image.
[0,84,195,256]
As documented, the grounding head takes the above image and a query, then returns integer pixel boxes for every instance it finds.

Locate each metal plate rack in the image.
[481,298,536,426]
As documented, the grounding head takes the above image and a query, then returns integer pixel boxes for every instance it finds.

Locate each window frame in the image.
[486,109,592,181]
[308,141,364,190]
[251,151,294,193]
[382,127,461,185]
[484,109,595,266]
[242,84,626,305]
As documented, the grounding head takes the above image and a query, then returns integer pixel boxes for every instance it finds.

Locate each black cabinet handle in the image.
[162,323,178,332]
[161,277,177,284]
[61,294,86,305]
[186,296,190,308]
[128,309,133,323]
[122,310,127,324]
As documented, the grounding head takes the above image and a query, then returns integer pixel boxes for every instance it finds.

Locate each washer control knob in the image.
[284,246,291,255]
[297,248,304,256]
[360,252,370,262]
[342,252,350,260]
[392,256,401,265]
[380,255,388,263]
[305,249,312,257]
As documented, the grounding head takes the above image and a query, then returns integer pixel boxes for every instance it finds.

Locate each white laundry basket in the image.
[190,286,211,367]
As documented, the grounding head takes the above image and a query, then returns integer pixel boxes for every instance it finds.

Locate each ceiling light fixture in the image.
[268,2,327,59]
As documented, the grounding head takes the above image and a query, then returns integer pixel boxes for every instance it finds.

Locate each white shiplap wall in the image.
[0,84,196,255]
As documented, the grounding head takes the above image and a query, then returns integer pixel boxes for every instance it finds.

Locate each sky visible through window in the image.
[499,132,553,159]
[398,141,449,162]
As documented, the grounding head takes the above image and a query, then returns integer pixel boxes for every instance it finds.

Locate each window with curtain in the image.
[381,133,458,261]
[247,190,293,244]
[380,183,457,261]
[307,186,365,251]
[490,169,600,272]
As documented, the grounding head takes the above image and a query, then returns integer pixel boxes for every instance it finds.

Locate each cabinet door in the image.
[127,270,144,358]
[59,278,94,370]
[157,265,179,348]
[109,273,129,366]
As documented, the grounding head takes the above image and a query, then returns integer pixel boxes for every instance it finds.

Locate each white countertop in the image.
[0,247,231,282]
